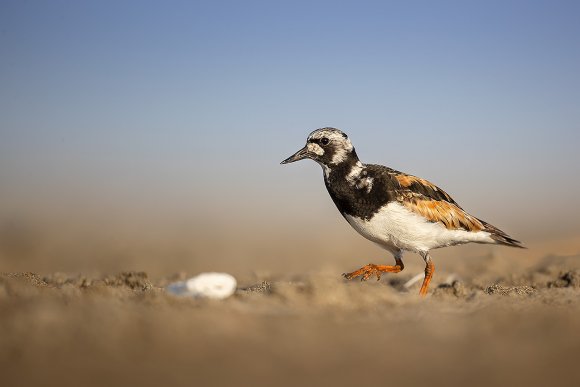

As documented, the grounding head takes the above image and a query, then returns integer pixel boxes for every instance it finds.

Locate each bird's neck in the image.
[322,149,362,180]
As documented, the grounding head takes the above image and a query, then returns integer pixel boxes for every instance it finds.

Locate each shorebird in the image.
[281,127,523,296]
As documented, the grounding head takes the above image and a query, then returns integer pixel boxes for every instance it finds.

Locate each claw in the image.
[362,270,376,281]
[342,262,403,283]
[344,263,381,282]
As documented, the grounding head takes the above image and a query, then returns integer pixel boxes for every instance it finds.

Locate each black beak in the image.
[280,145,310,164]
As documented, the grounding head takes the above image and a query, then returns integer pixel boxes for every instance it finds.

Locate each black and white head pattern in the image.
[305,127,355,167]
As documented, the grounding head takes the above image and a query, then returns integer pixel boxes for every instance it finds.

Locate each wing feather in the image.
[401,196,485,232]
[367,166,523,246]
[389,171,484,231]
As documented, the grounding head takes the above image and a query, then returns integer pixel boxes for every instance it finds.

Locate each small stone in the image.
[166,272,237,300]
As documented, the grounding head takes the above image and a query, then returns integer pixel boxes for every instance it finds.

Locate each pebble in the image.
[166,272,237,299]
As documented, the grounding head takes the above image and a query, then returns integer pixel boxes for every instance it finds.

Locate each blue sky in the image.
[1,0,580,242]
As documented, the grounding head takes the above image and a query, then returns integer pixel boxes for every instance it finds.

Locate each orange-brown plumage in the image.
[401,198,485,232]
[396,174,438,191]
[390,172,522,247]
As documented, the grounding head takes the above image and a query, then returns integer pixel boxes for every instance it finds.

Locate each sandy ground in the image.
[2,251,580,387]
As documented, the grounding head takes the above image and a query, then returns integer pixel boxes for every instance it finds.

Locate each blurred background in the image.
[1,0,579,277]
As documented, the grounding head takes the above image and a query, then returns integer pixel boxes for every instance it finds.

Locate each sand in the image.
[2,252,580,387]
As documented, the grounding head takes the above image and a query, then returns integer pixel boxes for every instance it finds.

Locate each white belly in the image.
[344,202,494,253]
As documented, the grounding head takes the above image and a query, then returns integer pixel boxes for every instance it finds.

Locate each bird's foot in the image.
[342,263,402,282]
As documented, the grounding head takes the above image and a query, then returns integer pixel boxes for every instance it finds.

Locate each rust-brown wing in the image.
[390,172,484,232]
[399,193,485,232]
[382,169,523,246]
[394,173,458,205]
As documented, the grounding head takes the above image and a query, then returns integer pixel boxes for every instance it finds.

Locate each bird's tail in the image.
[481,220,526,249]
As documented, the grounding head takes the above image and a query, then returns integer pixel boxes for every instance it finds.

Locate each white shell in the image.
[166,272,237,300]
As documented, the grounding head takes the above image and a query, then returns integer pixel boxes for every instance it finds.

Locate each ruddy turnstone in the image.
[281,127,524,296]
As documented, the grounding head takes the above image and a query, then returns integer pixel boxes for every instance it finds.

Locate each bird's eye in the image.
[320,137,329,145]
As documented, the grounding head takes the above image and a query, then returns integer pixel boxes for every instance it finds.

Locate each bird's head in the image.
[281,127,358,168]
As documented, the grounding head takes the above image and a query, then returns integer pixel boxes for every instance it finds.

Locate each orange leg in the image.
[343,257,404,281]
[419,253,435,297]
